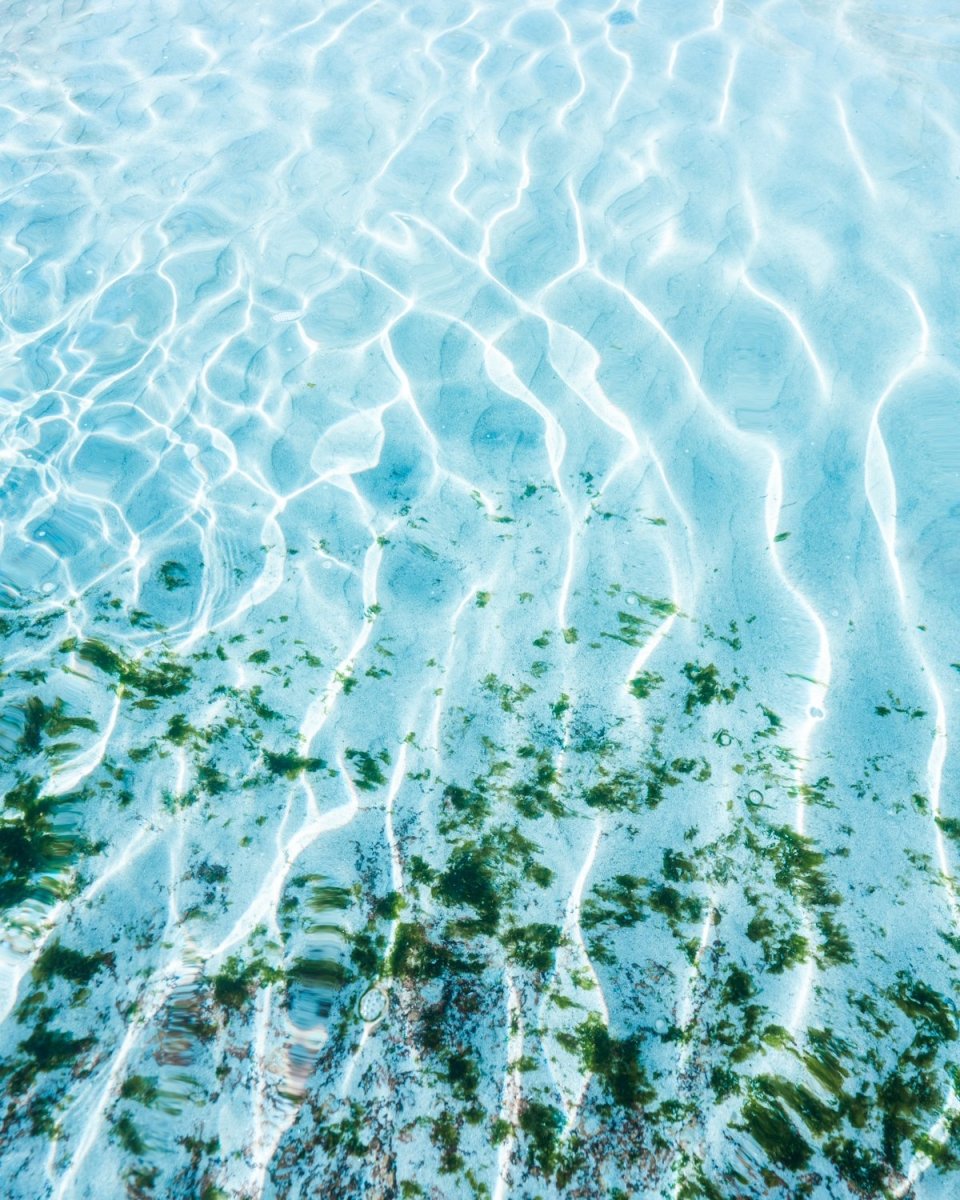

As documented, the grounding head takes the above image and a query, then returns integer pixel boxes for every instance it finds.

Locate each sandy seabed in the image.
[1,2,959,1197]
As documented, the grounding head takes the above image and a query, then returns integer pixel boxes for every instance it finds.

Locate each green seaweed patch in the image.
[629,670,663,700]
[583,754,698,814]
[211,954,282,1011]
[509,751,564,818]
[722,966,756,1007]
[336,670,358,695]
[481,674,533,713]
[890,974,957,1049]
[14,669,47,684]
[348,929,385,979]
[709,1065,741,1102]
[671,756,712,781]
[550,693,570,721]
[935,815,960,841]
[434,844,501,934]
[263,750,326,778]
[647,884,704,927]
[745,908,811,975]
[72,638,193,699]
[874,691,927,720]
[704,620,743,652]
[431,1109,463,1173]
[32,941,113,988]
[583,770,642,813]
[582,874,646,929]
[113,1112,147,1156]
[519,1100,564,1174]
[316,1102,368,1158]
[439,783,490,832]
[675,1160,727,1200]
[16,697,98,755]
[158,561,190,591]
[755,1074,840,1137]
[9,1023,96,1093]
[821,1137,888,1194]
[795,775,835,808]
[815,911,854,967]
[603,597,677,647]
[0,776,99,909]
[164,713,198,745]
[246,685,282,722]
[120,1074,160,1106]
[374,891,404,920]
[502,923,561,972]
[446,1051,480,1101]
[197,762,229,795]
[737,1084,812,1171]
[681,662,740,713]
[876,1066,945,1169]
[387,923,481,981]
[914,1115,960,1171]
[802,1028,851,1096]
[662,850,698,882]
[345,748,390,791]
[750,823,841,911]
[574,1013,656,1108]
[302,879,353,911]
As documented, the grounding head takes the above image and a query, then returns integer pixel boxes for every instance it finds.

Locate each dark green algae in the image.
[0,594,959,1196]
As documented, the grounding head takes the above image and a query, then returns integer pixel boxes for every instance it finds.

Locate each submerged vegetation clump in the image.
[72,637,194,699]
[681,661,740,714]
[0,587,955,1198]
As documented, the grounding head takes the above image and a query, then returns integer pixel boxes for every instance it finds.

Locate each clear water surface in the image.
[1,2,959,1197]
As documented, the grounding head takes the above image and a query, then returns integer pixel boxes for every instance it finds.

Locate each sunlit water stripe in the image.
[1,1,960,1198]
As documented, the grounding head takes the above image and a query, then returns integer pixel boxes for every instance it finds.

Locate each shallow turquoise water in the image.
[1,1,960,1197]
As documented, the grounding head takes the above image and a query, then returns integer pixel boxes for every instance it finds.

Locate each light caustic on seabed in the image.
[1,1,960,1199]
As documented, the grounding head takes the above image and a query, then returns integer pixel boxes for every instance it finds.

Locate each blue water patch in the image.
[1,1,959,1197]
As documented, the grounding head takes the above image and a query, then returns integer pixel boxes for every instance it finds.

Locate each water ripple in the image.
[1,1,959,1197]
